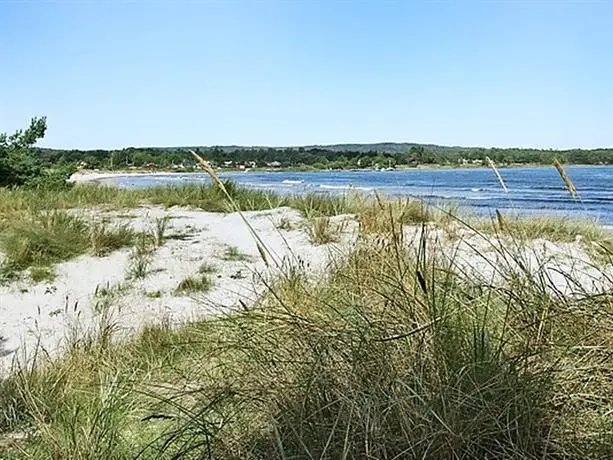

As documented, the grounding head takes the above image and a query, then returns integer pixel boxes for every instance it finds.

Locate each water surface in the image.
[109,166,613,224]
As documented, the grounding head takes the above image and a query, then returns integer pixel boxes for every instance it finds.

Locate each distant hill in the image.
[139,142,475,154]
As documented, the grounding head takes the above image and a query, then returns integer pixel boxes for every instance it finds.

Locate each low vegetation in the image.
[0,181,285,214]
[221,245,252,262]
[151,215,170,247]
[2,221,613,458]
[174,274,213,294]
[198,262,217,274]
[144,289,162,298]
[0,211,137,281]
[307,216,340,244]
[127,234,155,280]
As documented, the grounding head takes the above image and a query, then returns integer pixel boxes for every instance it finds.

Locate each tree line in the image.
[36,144,613,170]
[3,117,613,189]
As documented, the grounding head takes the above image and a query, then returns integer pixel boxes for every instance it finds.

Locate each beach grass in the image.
[174,274,213,294]
[221,245,252,262]
[2,221,613,458]
[0,211,138,280]
[1,182,612,278]
[307,216,340,244]
[2,178,613,458]
[0,181,285,215]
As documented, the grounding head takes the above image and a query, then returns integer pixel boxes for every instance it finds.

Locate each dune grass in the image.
[175,274,213,294]
[2,178,613,458]
[2,222,613,458]
[2,181,608,249]
[127,234,155,280]
[307,216,340,244]
[221,246,252,262]
[198,262,217,274]
[0,181,285,215]
[0,211,138,280]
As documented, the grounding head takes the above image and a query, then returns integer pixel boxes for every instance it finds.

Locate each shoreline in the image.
[69,163,611,184]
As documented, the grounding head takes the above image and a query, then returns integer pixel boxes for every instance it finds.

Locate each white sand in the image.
[0,206,357,371]
[2,205,611,371]
[402,224,613,296]
[68,171,179,184]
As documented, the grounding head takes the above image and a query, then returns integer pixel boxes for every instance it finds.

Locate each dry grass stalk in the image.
[553,158,578,198]
[486,157,508,193]
[495,209,505,232]
[190,150,272,267]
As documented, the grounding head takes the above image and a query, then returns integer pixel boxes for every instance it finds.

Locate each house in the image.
[223,161,234,167]
[267,161,282,168]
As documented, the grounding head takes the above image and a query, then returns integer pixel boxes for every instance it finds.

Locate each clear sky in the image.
[1,1,611,150]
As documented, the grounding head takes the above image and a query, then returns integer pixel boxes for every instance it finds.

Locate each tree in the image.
[0,117,46,187]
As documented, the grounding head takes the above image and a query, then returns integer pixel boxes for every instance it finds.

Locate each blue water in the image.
[108,166,613,224]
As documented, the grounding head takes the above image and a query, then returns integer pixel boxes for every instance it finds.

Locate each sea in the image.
[108,165,613,224]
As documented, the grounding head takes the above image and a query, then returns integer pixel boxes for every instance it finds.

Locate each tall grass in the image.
[307,216,340,244]
[3,220,613,458]
[553,158,578,198]
[127,234,154,280]
[486,156,509,193]
[0,182,285,215]
[3,175,613,458]
[0,211,137,279]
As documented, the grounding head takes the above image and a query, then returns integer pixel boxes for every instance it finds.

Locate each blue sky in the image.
[1,1,611,150]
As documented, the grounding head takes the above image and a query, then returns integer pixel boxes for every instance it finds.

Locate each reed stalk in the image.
[553,158,578,199]
[486,157,508,193]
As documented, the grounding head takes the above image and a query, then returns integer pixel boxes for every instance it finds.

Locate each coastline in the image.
[68,163,608,184]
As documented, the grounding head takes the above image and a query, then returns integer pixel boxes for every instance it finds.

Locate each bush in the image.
[0,117,74,189]
[0,117,47,187]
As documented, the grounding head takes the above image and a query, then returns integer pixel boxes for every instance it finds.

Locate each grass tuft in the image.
[127,234,154,280]
[221,246,252,262]
[90,222,137,256]
[307,216,340,244]
[198,262,217,274]
[174,274,212,294]
[144,290,162,298]
[151,216,170,247]
[29,266,55,283]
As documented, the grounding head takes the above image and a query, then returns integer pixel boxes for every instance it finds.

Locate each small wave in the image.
[319,184,372,191]
[282,179,305,184]
[240,182,288,188]
[471,188,484,192]
[319,184,349,190]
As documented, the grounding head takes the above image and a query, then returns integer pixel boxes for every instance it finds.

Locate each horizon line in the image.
[39,141,613,152]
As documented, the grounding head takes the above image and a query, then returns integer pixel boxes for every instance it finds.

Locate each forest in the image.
[36,143,613,170]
